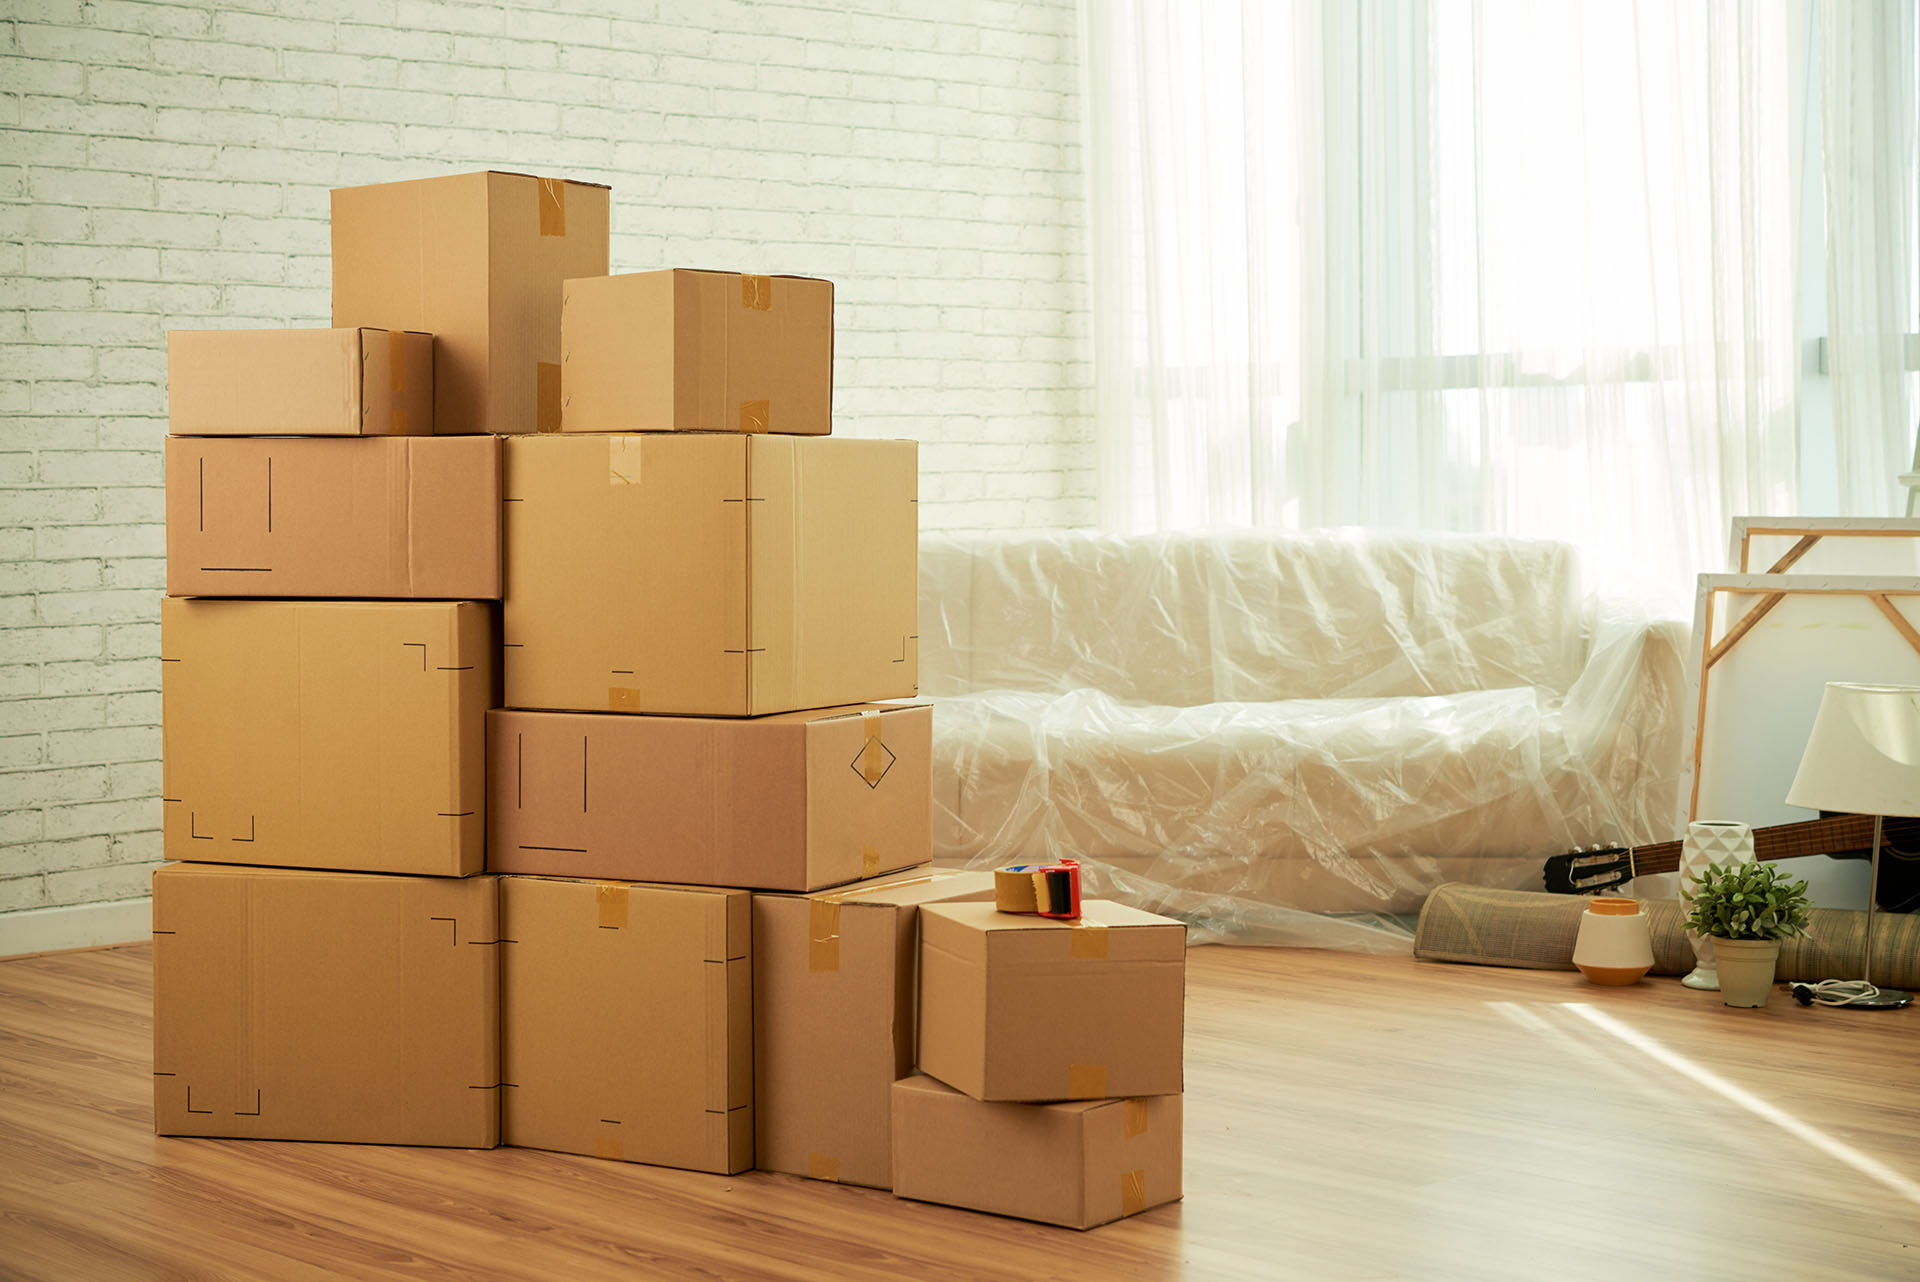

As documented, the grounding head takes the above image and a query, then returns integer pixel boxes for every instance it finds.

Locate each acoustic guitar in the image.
[1542,813,1920,911]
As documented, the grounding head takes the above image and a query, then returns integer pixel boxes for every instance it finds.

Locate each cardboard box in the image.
[890,1074,1181,1229]
[167,328,432,436]
[488,703,930,891]
[165,435,501,599]
[332,170,611,435]
[753,867,995,1189]
[161,598,489,876]
[152,863,501,1148]
[561,270,833,435]
[503,434,917,716]
[918,900,1186,1102]
[500,876,752,1173]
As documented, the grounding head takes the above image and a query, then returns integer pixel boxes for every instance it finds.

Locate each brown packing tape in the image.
[1123,1098,1150,1138]
[388,330,406,393]
[1120,1169,1147,1217]
[596,883,628,930]
[861,844,882,877]
[860,712,886,785]
[594,1136,624,1161]
[741,274,773,310]
[994,867,1040,913]
[607,687,643,711]
[538,177,567,236]
[809,899,841,973]
[1067,1063,1107,1099]
[608,437,644,485]
[816,868,971,904]
[1070,919,1109,960]
[537,362,562,432]
[807,1153,840,1182]
[739,400,770,433]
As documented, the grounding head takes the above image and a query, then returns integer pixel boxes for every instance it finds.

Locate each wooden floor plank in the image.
[1,943,1916,1281]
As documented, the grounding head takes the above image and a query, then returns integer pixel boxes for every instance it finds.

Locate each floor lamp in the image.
[1784,682,1920,1010]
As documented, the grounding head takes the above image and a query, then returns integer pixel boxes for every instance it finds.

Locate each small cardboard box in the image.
[561,269,833,435]
[488,703,930,891]
[753,867,995,1189]
[332,170,611,435]
[500,876,752,1174]
[161,598,489,876]
[890,1074,1182,1229]
[918,900,1186,1102]
[503,434,917,716]
[152,863,501,1148]
[165,435,501,599]
[167,328,432,436]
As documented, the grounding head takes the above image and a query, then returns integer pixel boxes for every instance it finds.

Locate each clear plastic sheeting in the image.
[919,530,1688,950]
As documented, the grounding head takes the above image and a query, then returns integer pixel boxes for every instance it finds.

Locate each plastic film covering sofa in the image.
[918,530,1687,950]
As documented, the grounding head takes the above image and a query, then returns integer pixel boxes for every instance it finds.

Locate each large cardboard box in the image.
[152,863,501,1148]
[488,703,930,890]
[167,328,432,436]
[890,1074,1182,1229]
[332,170,610,435]
[161,598,489,876]
[503,434,917,716]
[753,867,995,1189]
[561,270,833,435]
[918,900,1186,1102]
[500,876,752,1174]
[165,435,500,599]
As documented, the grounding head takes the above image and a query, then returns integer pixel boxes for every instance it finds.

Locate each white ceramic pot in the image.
[1680,821,1756,991]
[1712,938,1781,1008]
[1572,897,1655,986]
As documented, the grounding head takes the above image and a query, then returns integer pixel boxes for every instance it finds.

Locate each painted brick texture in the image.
[0,0,1095,922]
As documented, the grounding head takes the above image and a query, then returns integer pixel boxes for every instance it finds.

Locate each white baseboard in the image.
[0,897,152,958]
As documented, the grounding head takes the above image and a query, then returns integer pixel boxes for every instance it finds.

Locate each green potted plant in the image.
[1682,860,1813,1008]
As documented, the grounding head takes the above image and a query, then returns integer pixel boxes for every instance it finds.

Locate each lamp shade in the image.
[1784,683,1920,818]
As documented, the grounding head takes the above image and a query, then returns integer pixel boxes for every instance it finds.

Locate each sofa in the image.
[918,529,1687,948]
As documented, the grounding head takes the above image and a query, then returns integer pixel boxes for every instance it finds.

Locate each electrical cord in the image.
[1790,980,1885,1007]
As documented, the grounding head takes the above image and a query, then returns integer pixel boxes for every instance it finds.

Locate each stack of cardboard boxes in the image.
[152,169,1184,1230]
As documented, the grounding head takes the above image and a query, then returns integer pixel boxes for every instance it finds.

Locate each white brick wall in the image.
[0,0,1095,937]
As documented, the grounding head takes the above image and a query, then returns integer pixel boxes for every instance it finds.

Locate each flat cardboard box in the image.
[752,867,995,1189]
[488,703,930,891]
[503,434,917,716]
[561,270,833,435]
[918,900,1186,1102]
[165,435,501,599]
[500,876,752,1173]
[890,1074,1181,1229]
[167,328,432,436]
[161,598,489,876]
[152,863,500,1148]
[332,170,610,435]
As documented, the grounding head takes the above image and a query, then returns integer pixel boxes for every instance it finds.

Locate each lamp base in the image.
[1681,965,1720,991]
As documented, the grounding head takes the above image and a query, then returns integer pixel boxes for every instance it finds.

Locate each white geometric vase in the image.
[1679,820,1756,991]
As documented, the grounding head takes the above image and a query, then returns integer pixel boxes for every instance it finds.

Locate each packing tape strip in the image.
[594,1136,624,1161]
[537,361,562,432]
[741,274,773,310]
[861,844,883,877]
[608,687,643,711]
[538,176,567,236]
[1123,1098,1150,1138]
[1070,918,1108,960]
[1067,1063,1107,1099]
[739,399,770,433]
[816,868,972,904]
[596,883,628,930]
[388,332,409,433]
[608,436,644,485]
[860,712,886,785]
[807,1152,840,1182]
[1120,1168,1147,1217]
[809,899,841,972]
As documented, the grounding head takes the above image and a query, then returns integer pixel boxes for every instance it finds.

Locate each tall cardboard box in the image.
[753,867,995,1189]
[890,1075,1182,1229]
[165,435,501,599]
[488,703,930,890]
[918,900,1186,1102]
[152,863,501,1148]
[561,270,833,435]
[161,598,489,876]
[500,876,753,1174]
[503,434,917,716]
[332,170,611,435]
[167,328,432,436]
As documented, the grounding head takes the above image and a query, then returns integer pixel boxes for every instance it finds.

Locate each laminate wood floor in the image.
[2,942,1917,1281]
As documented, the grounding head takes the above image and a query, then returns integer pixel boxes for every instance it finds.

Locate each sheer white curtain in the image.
[1086,0,1815,598]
